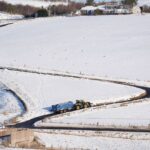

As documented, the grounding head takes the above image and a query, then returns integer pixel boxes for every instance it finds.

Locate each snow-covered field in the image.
[35,131,150,150]
[0,83,24,125]
[0,69,145,122]
[0,15,150,123]
[138,0,150,6]
[0,11,24,27]
[0,12,23,20]
[0,14,150,149]
[36,98,150,128]
[0,15,150,81]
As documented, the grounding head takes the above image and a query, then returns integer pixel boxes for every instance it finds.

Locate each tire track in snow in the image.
[0,65,149,93]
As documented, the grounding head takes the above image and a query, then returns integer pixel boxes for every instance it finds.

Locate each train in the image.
[51,100,92,114]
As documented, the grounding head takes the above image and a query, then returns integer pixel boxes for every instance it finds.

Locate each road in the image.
[0,23,13,27]
[1,66,150,132]
[9,85,150,133]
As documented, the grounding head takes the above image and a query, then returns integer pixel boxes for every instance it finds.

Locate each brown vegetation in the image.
[143,5,150,13]
[0,1,39,16]
[51,2,84,15]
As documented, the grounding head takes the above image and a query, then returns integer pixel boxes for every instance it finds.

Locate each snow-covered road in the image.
[0,66,147,125]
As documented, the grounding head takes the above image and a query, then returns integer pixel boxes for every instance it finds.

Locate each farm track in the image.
[0,65,149,91]
[32,126,150,133]
[0,23,13,27]
[0,66,150,133]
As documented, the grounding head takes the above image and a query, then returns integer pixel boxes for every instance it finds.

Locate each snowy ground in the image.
[0,15,150,123]
[0,15,150,81]
[0,11,23,27]
[0,12,23,20]
[0,14,150,149]
[0,69,145,122]
[0,83,25,125]
[36,98,150,128]
[138,0,150,6]
[35,131,150,150]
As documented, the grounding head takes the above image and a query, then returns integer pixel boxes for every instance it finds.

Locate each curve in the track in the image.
[1,66,150,132]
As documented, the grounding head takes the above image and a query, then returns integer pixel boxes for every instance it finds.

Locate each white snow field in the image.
[0,11,23,26]
[0,14,150,149]
[0,15,150,81]
[0,83,25,125]
[0,12,23,20]
[36,99,150,128]
[0,69,145,122]
[35,132,150,150]
[138,0,150,6]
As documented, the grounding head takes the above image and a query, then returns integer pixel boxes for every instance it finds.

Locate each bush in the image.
[122,0,137,6]
[143,5,150,13]
[37,9,48,17]
[94,9,103,15]
[86,0,94,5]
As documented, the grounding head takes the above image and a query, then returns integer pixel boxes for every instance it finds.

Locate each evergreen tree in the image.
[122,0,138,6]
[86,0,94,5]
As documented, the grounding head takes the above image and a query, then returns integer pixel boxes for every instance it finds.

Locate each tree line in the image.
[0,1,84,17]
[0,1,39,16]
[0,0,149,17]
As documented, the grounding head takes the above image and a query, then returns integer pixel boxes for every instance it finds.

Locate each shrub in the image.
[143,5,150,13]
[121,0,137,6]
[94,9,103,15]
[37,9,48,17]
[86,0,94,5]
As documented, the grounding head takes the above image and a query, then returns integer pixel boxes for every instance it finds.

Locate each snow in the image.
[0,11,23,27]
[0,7,150,150]
[138,0,150,6]
[0,82,25,125]
[0,69,145,122]
[81,6,97,11]
[97,5,106,10]
[35,132,150,150]
[0,15,150,124]
[0,12,23,20]
[0,15,150,81]
[0,0,68,8]
[36,99,150,128]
